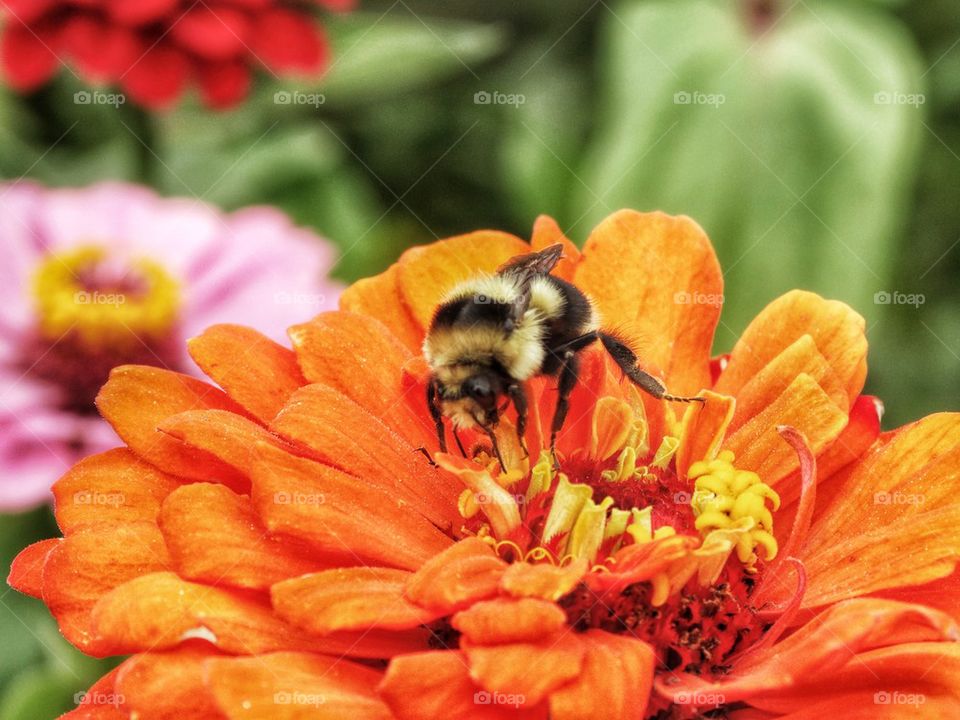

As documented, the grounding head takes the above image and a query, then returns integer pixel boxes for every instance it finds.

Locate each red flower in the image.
[0,0,352,109]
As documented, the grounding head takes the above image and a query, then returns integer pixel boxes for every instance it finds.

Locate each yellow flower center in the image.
[32,246,180,349]
[688,450,780,571]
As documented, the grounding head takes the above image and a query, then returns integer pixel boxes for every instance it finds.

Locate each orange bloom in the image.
[9,211,960,719]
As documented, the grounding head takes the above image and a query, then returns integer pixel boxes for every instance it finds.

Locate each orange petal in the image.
[530,215,580,281]
[396,230,529,329]
[116,647,224,720]
[8,538,58,599]
[340,262,425,353]
[500,559,588,601]
[271,567,442,634]
[159,483,327,591]
[746,642,960,718]
[814,394,882,482]
[874,567,960,623]
[61,666,126,719]
[574,210,722,396]
[727,334,849,433]
[380,650,548,720]
[797,414,960,608]
[42,524,170,656]
[251,441,453,571]
[452,597,567,645]
[405,537,507,613]
[675,390,736,480]
[96,366,250,487]
[715,290,867,407]
[206,651,393,720]
[549,630,655,720]
[723,373,847,491]
[655,599,958,705]
[288,311,433,448]
[157,408,287,481]
[53,448,181,534]
[188,324,306,424]
[271,383,460,530]
[89,571,417,658]
[463,631,585,706]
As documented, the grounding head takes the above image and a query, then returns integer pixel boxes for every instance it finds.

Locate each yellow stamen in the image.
[527,451,555,502]
[568,496,614,562]
[651,435,680,469]
[689,449,780,571]
[542,474,593,546]
[32,246,179,348]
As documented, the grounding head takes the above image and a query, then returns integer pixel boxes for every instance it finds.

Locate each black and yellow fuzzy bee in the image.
[423,243,703,468]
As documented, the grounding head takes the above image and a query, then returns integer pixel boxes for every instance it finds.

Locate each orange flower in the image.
[9,211,960,719]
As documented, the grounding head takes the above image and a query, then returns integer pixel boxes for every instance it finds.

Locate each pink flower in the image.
[0,181,340,510]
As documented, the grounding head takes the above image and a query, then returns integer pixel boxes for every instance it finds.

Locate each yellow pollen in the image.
[32,246,180,348]
[688,450,780,571]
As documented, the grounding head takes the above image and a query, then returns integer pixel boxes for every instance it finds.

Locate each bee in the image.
[423,243,704,469]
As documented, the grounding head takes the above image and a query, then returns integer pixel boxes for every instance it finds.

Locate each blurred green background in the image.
[1,0,959,716]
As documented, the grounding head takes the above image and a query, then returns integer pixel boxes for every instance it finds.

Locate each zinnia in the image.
[9,210,960,719]
[0,181,339,510]
[0,0,352,108]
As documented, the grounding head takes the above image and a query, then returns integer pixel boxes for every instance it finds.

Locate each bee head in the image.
[437,367,506,429]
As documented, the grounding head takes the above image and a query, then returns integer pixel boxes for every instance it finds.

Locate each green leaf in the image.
[571,0,925,342]
[316,12,507,106]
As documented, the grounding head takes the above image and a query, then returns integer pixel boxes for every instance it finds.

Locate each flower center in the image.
[23,246,183,414]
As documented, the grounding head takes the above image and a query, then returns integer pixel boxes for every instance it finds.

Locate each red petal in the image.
[0,21,59,89]
[120,42,189,109]
[103,0,180,26]
[171,6,250,60]
[58,13,140,82]
[1,0,57,24]
[250,8,327,73]
[196,58,251,109]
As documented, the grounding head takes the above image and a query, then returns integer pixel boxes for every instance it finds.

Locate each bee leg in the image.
[413,446,438,467]
[550,350,580,468]
[598,332,705,403]
[485,426,507,473]
[453,428,468,458]
[426,379,447,453]
[506,383,529,458]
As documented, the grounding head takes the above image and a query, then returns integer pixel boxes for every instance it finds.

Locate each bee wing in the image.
[496,243,565,331]
[496,243,565,279]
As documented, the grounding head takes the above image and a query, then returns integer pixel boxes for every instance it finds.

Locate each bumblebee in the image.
[423,243,703,469]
